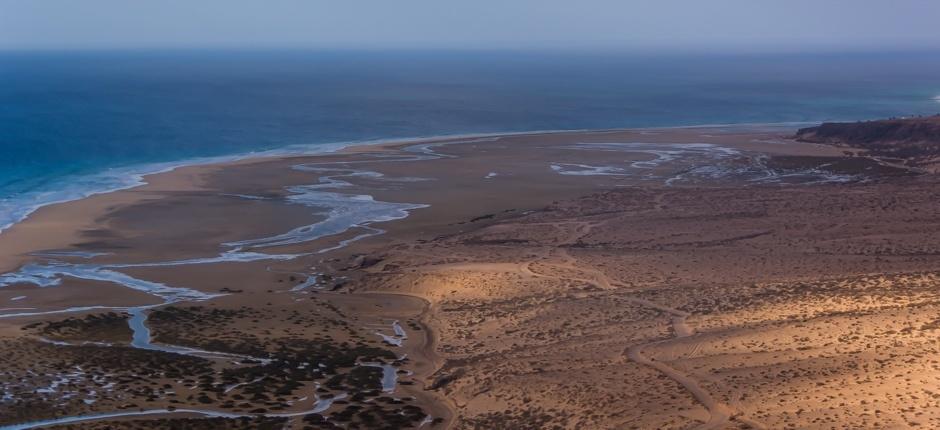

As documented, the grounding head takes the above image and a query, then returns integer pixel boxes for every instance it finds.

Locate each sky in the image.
[2,0,940,52]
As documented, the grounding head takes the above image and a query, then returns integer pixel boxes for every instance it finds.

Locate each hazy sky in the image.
[3,0,939,52]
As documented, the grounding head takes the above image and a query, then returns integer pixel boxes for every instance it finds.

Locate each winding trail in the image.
[517,219,764,430]
[357,290,459,430]
[0,139,775,429]
[0,153,442,429]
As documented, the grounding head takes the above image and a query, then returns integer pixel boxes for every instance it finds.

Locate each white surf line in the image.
[0,141,432,426]
[0,134,363,237]
[0,125,804,238]
[0,145,434,305]
[0,127,549,244]
[0,394,348,430]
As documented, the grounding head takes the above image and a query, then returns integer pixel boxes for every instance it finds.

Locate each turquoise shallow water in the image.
[1,50,939,230]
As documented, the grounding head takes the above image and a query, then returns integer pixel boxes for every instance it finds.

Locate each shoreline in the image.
[2,125,904,429]
[0,123,858,292]
[0,122,829,277]
[0,121,814,238]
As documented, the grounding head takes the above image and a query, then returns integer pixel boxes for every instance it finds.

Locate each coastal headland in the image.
[2,124,940,429]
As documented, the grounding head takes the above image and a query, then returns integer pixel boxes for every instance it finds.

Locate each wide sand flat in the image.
[1,127,936,429]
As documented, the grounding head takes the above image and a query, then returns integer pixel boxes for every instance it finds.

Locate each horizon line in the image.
[2,46,940,56]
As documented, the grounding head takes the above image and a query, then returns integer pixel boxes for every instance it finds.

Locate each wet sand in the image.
[2,126,936,428]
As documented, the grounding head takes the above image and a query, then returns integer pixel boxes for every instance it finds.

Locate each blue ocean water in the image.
[1,50,939,230]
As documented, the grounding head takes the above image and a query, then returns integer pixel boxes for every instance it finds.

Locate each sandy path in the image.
[517,220,764,429]
[359,290,458,430]
[412,217,756,428]
[625,342,733,430]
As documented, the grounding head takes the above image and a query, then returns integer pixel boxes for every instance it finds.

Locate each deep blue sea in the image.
[2,50,940,230]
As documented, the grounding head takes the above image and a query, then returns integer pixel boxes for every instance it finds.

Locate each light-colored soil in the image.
[2,126,938,429]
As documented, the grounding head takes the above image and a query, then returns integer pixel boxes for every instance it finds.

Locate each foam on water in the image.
[0,140,354,236]
[551,141,864,185]
[226,167,427,249]
[549,143,741,178]
[550,163,628,176]
[5,49,940,238]
[562,142,741,168]
[0,262,217,302]
[664,155,862,186]
[0,162,429,321]
[109,249,303,268]
[0,131,496,240]
[0,249,298,320]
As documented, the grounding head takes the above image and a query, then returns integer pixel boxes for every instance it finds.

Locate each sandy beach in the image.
[2,125,939,429]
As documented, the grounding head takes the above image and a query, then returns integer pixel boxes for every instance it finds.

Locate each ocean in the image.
[2,50,939,231]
